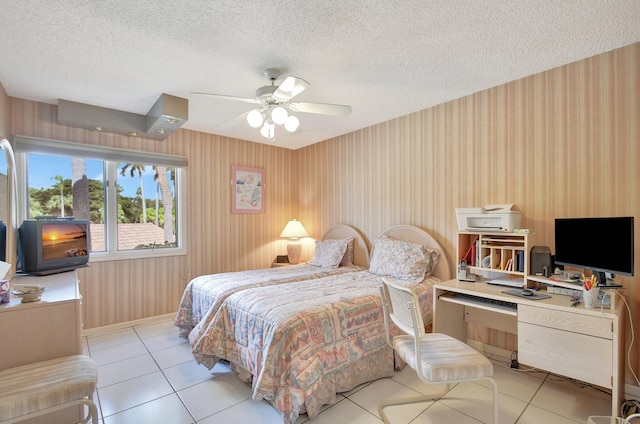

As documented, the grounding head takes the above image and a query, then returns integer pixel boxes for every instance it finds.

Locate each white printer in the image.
[455,204,521,232]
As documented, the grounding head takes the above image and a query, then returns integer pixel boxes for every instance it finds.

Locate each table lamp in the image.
[280,219,309,264]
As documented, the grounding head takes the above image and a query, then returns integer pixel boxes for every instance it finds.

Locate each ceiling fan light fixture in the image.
[270,106,288,125]
[260,121,275,139]
[284,115,300,133]
[275,76,309,100]
[247,109,264,128]
[195,69,350,142]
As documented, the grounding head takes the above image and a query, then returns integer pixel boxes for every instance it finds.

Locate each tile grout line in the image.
[134,322,200,424]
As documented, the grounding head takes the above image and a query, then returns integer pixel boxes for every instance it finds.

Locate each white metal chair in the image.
[379,277,499,424]
[587,414,640,423]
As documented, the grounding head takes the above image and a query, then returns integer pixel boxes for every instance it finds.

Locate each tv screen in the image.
[0,220,5,262]
[554,217,634,285]
[41,222,88,261]
[18,219,90,275]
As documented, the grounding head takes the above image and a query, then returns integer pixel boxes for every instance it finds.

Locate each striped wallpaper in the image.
[1,42,638,386]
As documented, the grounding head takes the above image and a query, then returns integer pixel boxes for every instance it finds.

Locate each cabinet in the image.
[0,271,82,371]
[457,231,531,278]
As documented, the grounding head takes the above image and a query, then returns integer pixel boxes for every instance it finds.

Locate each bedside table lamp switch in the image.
[280,219,308,264]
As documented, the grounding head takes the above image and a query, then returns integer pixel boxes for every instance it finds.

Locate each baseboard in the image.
[626,383,640,400]
[82,312,177,337]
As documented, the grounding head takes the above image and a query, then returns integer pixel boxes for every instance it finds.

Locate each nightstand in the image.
[271,262,291,268]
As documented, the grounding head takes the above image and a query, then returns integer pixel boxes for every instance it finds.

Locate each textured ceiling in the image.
[1,1,639,149]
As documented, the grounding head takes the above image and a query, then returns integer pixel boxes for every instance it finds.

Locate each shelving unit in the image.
[457,231,532,278]
[527,274,620,309]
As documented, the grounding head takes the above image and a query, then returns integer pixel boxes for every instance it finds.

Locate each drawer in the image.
[518,322,613,388]
[518,304,612,339]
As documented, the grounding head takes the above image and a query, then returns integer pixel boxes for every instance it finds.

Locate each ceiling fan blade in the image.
[273,76,310,101]
[289,101,352,116]
[191,92,261,104]
[216,111,250,129]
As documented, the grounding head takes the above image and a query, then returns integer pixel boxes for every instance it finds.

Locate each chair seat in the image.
[393,333,494,383]
[0,355,98,421]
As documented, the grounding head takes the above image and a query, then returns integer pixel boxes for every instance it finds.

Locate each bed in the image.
[174,224,370,338]
[189,225,451,423]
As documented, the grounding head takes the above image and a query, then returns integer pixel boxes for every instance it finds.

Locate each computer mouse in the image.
[522,288,534,296]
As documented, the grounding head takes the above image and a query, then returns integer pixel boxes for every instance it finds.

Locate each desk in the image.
[433,278,624,417]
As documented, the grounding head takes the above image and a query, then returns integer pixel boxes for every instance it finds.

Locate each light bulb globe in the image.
[260,122,275,138]
[284,115,300,133]
[247,110,264,128]
[271,106,288,125]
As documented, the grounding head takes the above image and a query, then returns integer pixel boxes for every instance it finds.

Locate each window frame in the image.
[14,135,187,262]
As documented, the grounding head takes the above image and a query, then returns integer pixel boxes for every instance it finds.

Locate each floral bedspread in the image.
[190,270,437,424]
[174,264,364,337]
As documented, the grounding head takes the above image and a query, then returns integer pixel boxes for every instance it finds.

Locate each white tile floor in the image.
[83,316,614,423]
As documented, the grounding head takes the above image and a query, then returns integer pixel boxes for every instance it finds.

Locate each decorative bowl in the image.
[11,285,47,303]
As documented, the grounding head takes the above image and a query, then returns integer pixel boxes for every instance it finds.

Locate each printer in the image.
[455,204,521,232]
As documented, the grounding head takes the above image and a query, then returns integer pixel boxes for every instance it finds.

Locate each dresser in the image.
[0,271,82,371]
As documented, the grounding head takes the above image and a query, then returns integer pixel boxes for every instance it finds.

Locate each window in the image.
[14,136,187,261]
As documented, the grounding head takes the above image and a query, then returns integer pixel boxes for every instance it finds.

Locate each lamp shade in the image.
[260,121,275,138]
[280,219,309,239]
[246,109,264,128]
[270,106,288,125]
[284,115,300,133]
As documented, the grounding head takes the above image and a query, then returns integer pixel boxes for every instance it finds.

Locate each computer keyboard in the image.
[442,292,518,315]
[487,277,524,288]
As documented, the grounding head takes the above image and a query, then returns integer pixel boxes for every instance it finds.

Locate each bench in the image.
[0,355,98,424]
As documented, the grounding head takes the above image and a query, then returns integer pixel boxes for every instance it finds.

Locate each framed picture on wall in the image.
[232,166,265,213]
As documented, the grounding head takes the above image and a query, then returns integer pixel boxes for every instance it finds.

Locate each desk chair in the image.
[379,277,499,424]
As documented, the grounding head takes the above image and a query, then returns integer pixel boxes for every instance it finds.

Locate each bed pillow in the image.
[308,238,350,268]
[369,235,441,281]
[339,237,355,266]
[422,247,441,277]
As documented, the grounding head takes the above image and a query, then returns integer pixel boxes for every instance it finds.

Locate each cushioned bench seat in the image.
[0,355,98,424]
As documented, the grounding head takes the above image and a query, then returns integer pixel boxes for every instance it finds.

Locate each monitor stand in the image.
[595,270,623,288]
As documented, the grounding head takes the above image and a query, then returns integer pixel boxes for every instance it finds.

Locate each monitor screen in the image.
[554,217,634,280]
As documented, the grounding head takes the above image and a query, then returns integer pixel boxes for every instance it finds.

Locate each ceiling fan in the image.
[193,68,352,139]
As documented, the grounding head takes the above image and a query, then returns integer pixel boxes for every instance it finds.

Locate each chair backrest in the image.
[625,413,640,423]
[380,277,426,340]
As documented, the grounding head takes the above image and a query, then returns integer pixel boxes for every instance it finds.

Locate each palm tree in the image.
[153,166,174,243]
[51,175,65,217]
[155,183,159,226]
[120,163,147,223]
[71,158,90,220]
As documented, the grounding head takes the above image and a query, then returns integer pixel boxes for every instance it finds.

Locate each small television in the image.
[554,216,634,287]
[18,219,90,275]
[0,220,5,262]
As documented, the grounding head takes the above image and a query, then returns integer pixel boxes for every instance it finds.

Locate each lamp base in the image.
[287,241,303,264]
